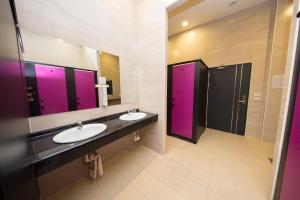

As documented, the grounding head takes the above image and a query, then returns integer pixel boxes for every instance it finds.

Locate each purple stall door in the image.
[171,63,195,139]
[74,69,96,110]
[35,64,68,115]
[280,75,300,200]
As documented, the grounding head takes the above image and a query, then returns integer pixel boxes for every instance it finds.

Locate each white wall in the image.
[136,0,176,153]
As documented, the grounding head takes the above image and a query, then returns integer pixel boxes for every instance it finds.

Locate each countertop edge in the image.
[32,111,158,176]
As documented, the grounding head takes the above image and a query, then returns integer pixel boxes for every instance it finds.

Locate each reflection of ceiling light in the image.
[286,4,293,16]
[173,50,179,56]
[189,32,195,37]
[228,19,236,24]
[182,20,188,27]
[57,38,64,42]
[228,1,238,7]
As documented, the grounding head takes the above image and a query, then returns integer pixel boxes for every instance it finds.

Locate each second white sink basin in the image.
[53,123,107,144]
[119,112,147,121]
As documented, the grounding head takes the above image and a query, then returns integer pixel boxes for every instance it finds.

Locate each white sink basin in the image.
[53,123,107,144]
[119,112,147,121]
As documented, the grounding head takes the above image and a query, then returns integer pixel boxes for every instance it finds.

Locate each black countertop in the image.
[29,111,158,176]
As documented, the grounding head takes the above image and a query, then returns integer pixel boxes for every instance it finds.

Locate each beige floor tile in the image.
[97,176,127,199]
[46,129,273,200]
[145,180,176,200]
[178,176,207,200]
[145,159,167,178]
[113,184,146,200]
[206,185,236,200]
[159,166,185,191]
[130,170,156,195]
[187,158,212,185]
[175,192,193,200]
[236,188,268,200]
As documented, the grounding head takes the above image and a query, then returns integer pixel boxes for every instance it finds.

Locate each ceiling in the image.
[168,0,270,36]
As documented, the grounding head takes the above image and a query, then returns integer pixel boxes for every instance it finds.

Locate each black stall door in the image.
[207,63,251,135]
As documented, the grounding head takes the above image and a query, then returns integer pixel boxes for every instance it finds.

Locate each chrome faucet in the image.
[127,109,136,114]
[77,121,83,129]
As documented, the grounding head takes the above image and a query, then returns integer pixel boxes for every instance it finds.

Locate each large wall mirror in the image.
[21,29,138,117]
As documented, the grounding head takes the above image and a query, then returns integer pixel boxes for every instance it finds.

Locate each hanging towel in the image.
[98,76,108,106]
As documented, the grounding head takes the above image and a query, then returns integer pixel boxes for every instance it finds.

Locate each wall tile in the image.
[168,1,274,140]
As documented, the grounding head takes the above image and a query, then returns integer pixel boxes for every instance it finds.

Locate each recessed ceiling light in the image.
[57,38,64,42]
[228,1,238,7]
[182,20,188,27]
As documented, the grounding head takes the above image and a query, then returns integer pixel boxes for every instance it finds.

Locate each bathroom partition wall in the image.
[274,15,300,199]
[279,74,300,200]
[171,63,195,139]
[74,69,98,110]
[35,64,69,115]
[24,62,99,116]
[167,60,208,143]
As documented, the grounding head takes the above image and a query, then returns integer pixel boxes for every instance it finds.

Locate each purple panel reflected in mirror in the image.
[74,69,97,110]
[24,62,99,117]
[35,64,69,115]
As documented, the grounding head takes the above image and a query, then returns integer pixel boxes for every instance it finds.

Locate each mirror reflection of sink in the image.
[119,112,147,121]
[53,123,107,144]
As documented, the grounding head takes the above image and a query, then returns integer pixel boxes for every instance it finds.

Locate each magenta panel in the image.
[74,69,96,110]
[35,64,68,115]
[0,60,29,119]
[171,63,195,139]
[280,75,300,200]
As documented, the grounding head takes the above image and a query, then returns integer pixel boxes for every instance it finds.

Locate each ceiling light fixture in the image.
[182,20,188,27]
[57,38,64,42]
[228,1,238,7]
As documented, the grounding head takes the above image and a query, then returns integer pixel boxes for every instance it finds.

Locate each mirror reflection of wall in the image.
[99,52,121,106]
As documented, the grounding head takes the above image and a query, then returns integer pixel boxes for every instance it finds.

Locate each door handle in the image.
[238,95,247,104]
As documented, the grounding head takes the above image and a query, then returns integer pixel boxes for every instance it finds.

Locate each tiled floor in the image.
[49,128,274,200]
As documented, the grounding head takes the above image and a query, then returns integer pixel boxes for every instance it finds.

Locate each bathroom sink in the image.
[119,112,147,121]
[53,123,107,143]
